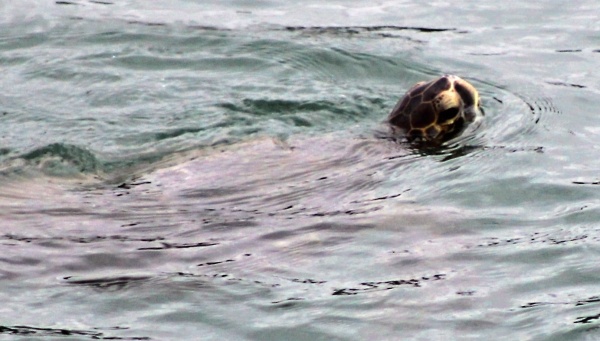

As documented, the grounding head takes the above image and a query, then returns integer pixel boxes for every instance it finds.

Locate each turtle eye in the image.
[438,107,459,124]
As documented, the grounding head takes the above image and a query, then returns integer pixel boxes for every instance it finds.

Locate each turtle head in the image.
[435,75,483,138]
[387,75,483,144]
[452,76,483,123]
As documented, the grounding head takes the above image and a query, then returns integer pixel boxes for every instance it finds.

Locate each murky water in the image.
[1,1,600,340]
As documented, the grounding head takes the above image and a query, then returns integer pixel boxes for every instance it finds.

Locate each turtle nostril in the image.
[438,107,460,124]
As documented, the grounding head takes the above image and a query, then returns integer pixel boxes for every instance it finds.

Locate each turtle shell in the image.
[388,75,483,143]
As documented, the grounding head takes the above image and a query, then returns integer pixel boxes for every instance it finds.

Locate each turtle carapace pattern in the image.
[388,75,483,143]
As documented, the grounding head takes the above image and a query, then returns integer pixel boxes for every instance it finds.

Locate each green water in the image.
[1,1,600,340]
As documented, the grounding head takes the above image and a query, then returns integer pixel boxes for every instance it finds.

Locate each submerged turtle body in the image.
[388,75,483,143]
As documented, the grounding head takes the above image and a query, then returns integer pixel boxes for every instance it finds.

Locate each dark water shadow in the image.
[0,324,149,340]
[64,275,153,292]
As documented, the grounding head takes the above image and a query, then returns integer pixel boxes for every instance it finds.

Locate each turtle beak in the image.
[464,105,483,122]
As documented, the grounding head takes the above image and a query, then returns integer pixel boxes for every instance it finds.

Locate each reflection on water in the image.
[2,0,600,339]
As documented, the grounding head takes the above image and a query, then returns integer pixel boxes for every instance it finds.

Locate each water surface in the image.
[1,1,600,340]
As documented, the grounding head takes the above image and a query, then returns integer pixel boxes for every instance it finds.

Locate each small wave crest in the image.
[1,143,102,178]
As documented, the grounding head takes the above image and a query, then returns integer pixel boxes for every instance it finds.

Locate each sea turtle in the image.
[388,75,483,144]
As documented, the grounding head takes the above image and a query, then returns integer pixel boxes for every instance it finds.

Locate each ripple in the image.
[2,5,600,340]
[64,275,153,291]
[0,324,149,340]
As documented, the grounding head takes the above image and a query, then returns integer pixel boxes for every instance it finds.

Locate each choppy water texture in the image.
[1,1,600,340]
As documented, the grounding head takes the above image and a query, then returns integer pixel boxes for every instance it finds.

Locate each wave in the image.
[1,143,102,178]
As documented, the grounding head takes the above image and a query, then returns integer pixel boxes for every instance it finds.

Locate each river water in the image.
[1,1,600,340]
